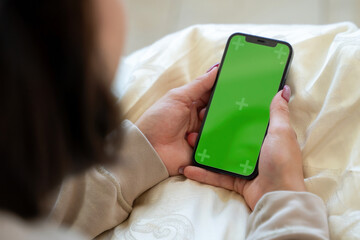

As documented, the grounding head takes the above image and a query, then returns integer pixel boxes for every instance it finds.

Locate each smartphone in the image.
[193,33,293,179]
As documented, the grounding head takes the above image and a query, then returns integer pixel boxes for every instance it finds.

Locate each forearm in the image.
[246,191,329,240]
[49,120,169,239]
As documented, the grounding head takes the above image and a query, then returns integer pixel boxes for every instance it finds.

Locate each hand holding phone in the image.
[185,88,306,210]
[135,67,218,176]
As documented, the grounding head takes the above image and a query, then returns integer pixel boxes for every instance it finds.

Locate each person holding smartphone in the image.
[0,0,329,239]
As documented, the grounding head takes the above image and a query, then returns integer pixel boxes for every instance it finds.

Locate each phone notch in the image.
[245,35,277,47]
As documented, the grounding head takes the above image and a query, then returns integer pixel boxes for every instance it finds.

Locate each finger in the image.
[281,85,291,102]
[183,166,246,194]
[268,87,291,132]
[195,91,211,110]
[190,107,206,135]
[187,132,198,147]
[199,108,206,121]
[206,63,220,73]
[180,67,218,102]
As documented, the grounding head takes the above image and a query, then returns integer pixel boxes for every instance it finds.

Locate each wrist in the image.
[134,121,171,174]
[262,179,307,199]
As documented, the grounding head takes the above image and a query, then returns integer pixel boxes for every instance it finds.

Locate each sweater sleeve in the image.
[246,191,330,240]
[49,120,169,239]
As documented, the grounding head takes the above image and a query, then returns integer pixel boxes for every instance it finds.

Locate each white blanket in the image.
[110,22,360,239]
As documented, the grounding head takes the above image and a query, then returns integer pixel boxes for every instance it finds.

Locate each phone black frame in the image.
[192,32,293,180]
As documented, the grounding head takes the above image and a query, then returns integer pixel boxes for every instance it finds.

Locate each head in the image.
[0,0,126,218]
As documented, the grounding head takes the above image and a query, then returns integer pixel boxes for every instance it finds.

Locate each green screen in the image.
[194,34,291,177]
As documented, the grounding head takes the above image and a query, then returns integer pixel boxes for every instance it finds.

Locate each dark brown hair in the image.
[0,0,122,218]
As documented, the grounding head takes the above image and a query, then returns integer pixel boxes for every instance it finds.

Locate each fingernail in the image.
[282,85,291,102]
[206,63,220,73]
[178,167,184,174]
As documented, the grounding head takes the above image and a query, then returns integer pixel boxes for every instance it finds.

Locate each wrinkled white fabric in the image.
[113,22,360,239]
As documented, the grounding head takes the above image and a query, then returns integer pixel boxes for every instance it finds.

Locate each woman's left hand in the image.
[135,65,218,176]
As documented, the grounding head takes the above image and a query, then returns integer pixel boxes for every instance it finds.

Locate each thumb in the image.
[268,86,292,132]
[180,66,218,102]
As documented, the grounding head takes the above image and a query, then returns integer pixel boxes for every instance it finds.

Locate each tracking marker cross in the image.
[197,149,210,162]
[274,46,287,59]
[236,97,248,111]
[232,37,244,51]
[239,160,252,174]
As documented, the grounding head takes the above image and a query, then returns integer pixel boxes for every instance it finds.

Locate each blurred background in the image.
[122,0,360,55]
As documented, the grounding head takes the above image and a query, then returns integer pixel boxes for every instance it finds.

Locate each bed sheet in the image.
[107,22,360,239]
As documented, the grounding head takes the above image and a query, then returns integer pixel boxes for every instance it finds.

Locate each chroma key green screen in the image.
[193,33,292,178]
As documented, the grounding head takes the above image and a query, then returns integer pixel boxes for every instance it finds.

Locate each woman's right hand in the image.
[183,86,306,210]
